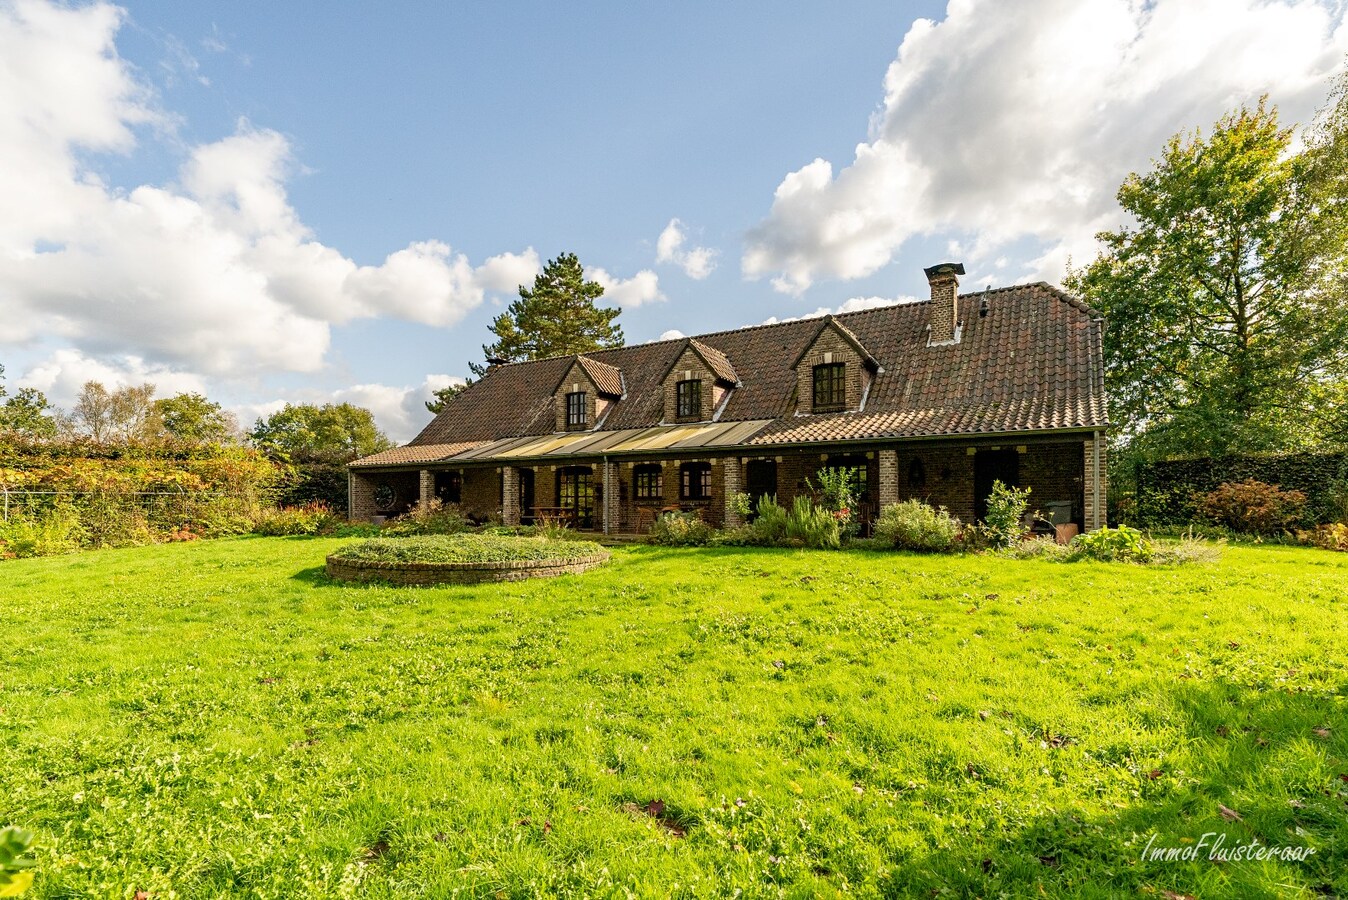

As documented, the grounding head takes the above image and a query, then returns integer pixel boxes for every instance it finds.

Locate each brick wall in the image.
[553,362,599,432]
[1083,434,1108,531]
[502,466,520,525]
[793,325,869,413]
[461,468,502,521]
[349,472,376,522]
[663,347,717,422]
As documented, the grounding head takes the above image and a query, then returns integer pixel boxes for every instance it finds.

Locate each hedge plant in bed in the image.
[325,533,610,585]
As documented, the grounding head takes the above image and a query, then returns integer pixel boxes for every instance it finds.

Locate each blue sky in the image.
[2,0,1346,440]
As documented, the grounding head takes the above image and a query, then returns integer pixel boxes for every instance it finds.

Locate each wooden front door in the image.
[974,449,1020,521]
[557,466,595,529]
[745,460,778,516]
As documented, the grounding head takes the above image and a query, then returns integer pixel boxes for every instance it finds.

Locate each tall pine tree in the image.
[471,253,623,376]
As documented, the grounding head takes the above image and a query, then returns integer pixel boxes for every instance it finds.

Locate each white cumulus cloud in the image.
[0,0,536,376]
[655,218,718,279]
[743,0,1348,294]
[590,267,664,308]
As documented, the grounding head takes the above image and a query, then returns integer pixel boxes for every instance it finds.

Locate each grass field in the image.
[2,537,1346,898]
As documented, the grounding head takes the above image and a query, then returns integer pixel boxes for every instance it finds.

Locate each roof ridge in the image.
[458,280,1093,374]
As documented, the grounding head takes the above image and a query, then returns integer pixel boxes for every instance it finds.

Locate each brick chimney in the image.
[923,262,965,345]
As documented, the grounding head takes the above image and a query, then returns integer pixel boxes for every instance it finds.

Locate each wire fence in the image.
[0,488,258,523]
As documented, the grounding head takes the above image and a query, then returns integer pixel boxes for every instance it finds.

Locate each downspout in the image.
[602,454,611,535]
[1091,430,1102,531]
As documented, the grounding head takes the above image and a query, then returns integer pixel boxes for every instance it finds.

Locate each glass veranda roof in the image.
[448,419,774,463]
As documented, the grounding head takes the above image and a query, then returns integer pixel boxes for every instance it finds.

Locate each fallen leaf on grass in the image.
[543,820,552,834]
[1147,769,1163,780]
[1313,727,1331,740]
[1218,805,1242,822]
[1161,891,1196,900]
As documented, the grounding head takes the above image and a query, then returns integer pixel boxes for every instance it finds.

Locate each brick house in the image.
[348,264,1109,533]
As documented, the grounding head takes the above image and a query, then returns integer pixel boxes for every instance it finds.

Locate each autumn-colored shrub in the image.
[1197,479,1306,534]
[1299,522,1348,552]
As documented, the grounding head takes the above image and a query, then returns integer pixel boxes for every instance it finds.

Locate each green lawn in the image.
[2,538,1346,898]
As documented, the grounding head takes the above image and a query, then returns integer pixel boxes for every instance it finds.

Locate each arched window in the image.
[633,463,663,501]
[907,457,926,491]
[680,462,712,501]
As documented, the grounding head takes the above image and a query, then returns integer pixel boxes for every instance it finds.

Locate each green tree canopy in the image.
[0,364,58,439]
[1067,95,1348,458]
[155,392,239,445]
[250,403,393,460]
[473,253,623,376]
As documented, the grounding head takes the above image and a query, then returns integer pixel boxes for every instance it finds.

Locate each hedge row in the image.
[1134,450,1348,525]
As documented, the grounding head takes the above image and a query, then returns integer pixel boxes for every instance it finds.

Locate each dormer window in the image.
[566,391,588,429]
[812,363,846,411]
[676,379,701,419]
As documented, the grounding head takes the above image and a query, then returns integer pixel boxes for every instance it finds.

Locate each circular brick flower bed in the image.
[325,534,610,586]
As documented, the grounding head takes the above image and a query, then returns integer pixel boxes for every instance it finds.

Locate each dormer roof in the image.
[789,315,879,370]
[658,337,740,386]
[552,354,624,397]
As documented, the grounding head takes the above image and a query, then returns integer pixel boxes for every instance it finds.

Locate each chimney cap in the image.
[923,262,966,280]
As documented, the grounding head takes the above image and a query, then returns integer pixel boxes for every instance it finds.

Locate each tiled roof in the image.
[575,356,624,397]
[349,442,486,468]
[790,315,877,369]
[687,339,739,384]
[381,281,1107,465]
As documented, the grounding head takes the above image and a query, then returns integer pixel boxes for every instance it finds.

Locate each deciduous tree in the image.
[250,403,393,460]
[155,392,240,445]
[1068,95,1348,457]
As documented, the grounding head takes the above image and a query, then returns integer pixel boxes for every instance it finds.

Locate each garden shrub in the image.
[331,533,604,565]
[648,511,715,546]
[983,480,1032,548]
[0,437,280,556]
[874,500,962,552]
[1068,524,1154,562]
[382,499,471,536]
[1197,479,1306,534]
[784,496,841,550]
[254,502,344,537]
[0,504,83,559]
[748,496,788,545]
[810,467,860,538]
[1135,450,1348,525]
[1300,522,1348,552]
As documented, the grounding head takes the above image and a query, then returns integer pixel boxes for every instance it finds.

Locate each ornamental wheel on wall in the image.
[373,483,398,512]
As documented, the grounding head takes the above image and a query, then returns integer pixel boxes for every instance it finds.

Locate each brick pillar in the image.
[1083,433,1108,531]
[501,466,520,526]
[349,471,376,523]
[723,456,744,527]
[878,449,898,509]
[601,461,620,534]
[419,469,434,507]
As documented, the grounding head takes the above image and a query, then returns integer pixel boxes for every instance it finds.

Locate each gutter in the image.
[348,425,1105,472]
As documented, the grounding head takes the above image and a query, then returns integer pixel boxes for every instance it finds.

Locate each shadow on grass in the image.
[289,565,335,586]
[871,679,1347,898]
